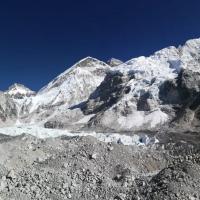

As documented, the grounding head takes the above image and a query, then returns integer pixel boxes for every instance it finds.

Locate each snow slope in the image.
[26,57,110,114]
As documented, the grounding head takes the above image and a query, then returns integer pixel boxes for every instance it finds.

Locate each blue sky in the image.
[0,0,200,91]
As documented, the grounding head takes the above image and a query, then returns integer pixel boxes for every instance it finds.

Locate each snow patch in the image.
[74,114,95,124]
[101,109,168,130]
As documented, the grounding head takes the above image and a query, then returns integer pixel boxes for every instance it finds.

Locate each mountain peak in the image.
[38,56,111,95]
[6,83,36,99]
[107,58,123,67]
[75,56,108,68]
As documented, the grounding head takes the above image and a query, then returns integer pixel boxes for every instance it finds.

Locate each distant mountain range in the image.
[1,38,200,133]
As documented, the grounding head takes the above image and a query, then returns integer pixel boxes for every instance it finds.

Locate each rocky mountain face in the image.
[1,38,200,133]
[71,38,200,132]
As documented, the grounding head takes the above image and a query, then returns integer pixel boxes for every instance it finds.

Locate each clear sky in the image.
[0,0,200,91]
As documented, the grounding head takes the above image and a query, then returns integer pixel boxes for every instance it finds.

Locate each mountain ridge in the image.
[0,37,200,132]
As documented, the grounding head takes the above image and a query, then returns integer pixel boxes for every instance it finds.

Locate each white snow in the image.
[100,108,168,130]
[74,114,95,124]
[6,83,35,97]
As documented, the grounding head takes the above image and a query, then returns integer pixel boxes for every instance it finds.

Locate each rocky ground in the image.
[0,131,199,200]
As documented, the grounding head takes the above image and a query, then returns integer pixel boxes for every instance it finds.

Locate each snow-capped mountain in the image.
[1,38,200,132]
[7,57,111,125]
[3,84,36,121]
[5,83,36,99]
[33,56,110,111]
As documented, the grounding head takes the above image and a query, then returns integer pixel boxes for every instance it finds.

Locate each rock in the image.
[63,163,68,169]
[114,193,126,200]
[44,121,64,129]
[67,193,72,199]
[0,180,7,191]
[63,183,68,189]
[6,170,16,180]
[107,145,114,151]
[0,92,17,123]
[89,153,97,160]
[36,157,44,163]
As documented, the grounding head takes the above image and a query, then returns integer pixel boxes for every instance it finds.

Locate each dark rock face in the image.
[181,69,200,94]
[44,121,64,129]
[159,69,196,105]
[81,71,132,115]
[159,79,181,105]
[158,68,200,127]
[137,92,151,111]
